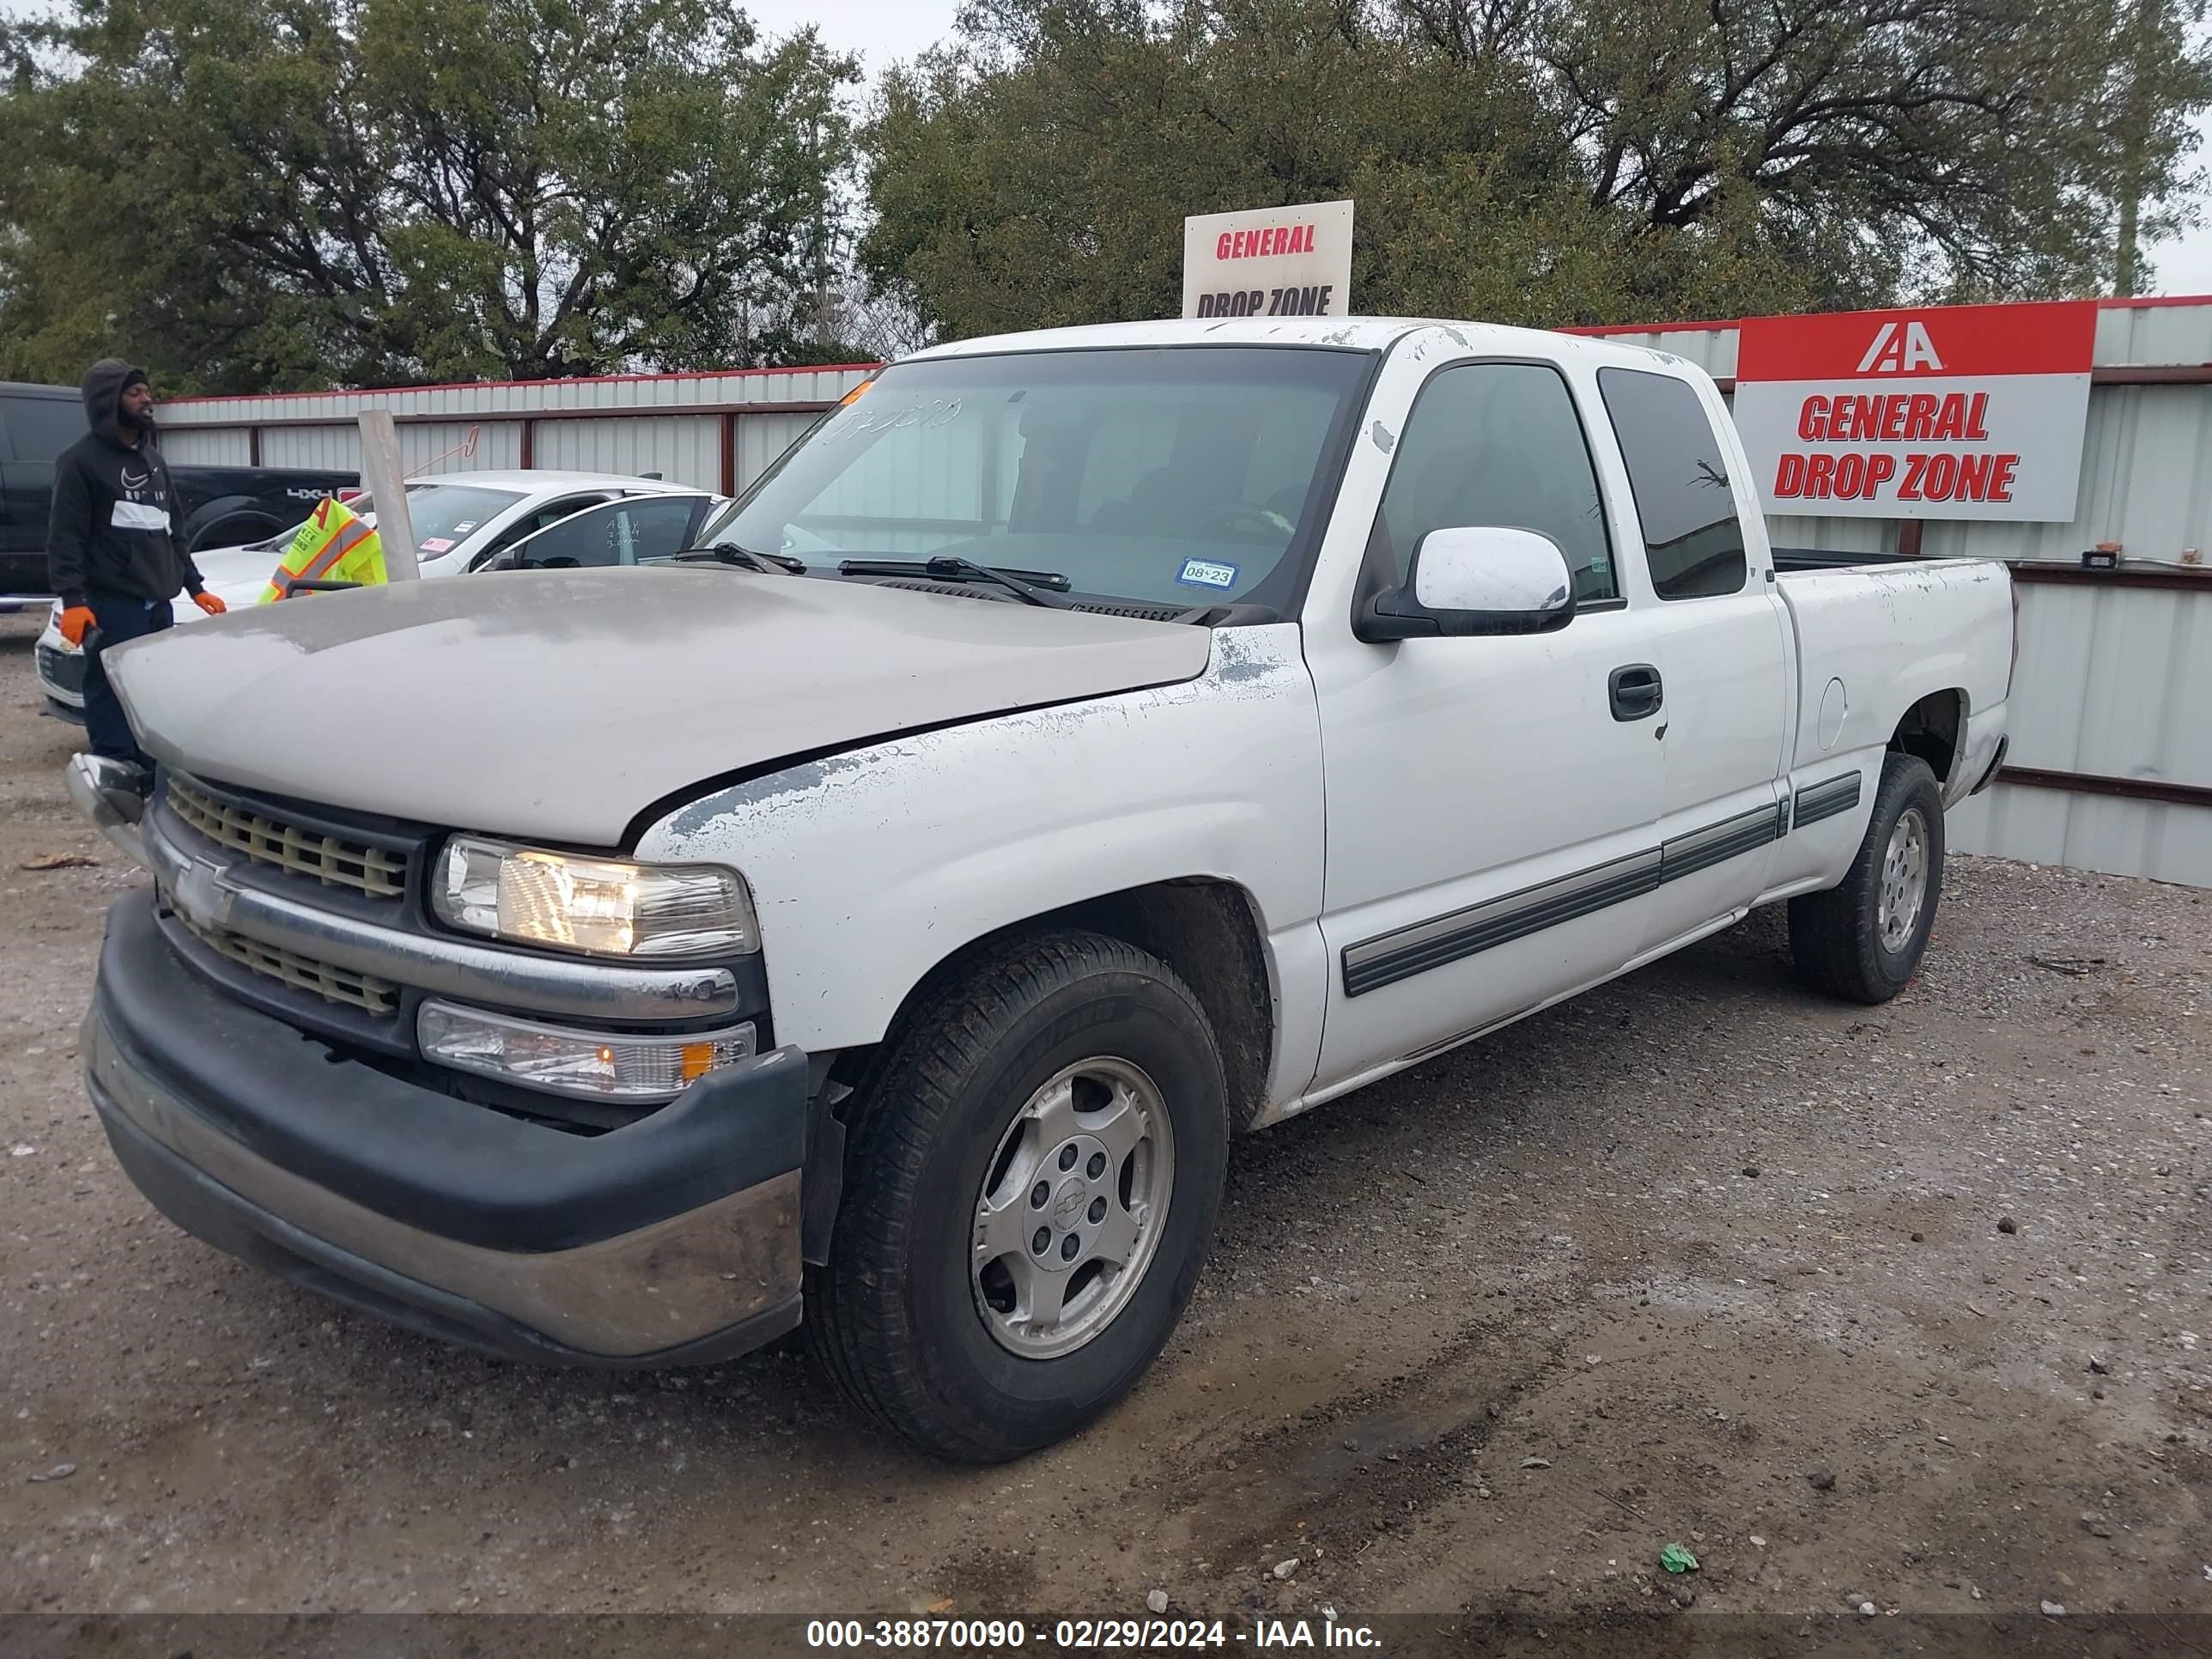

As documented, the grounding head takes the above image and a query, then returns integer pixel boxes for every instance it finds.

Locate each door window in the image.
[508,495,702,568]
[1597,368,1747,600]
[1370,363,1617,603]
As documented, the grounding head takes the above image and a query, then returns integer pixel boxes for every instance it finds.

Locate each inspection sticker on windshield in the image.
[1177,558,1239,590]
[419,538,455,554]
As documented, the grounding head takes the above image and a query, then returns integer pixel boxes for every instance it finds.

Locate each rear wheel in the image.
[810,932,1229,1462]
[1789,752,1945,1004]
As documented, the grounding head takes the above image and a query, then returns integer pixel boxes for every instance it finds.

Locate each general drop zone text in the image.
[1194,285,1338,318]
[1773,450,2021,503]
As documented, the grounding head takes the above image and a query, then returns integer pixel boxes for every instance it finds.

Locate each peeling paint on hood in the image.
[106,568,1212,845]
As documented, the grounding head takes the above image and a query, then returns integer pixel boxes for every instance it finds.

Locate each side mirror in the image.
[1355,526,1577,643]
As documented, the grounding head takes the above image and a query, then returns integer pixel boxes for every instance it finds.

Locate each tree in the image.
[1407,0,2212,301]
[0,0,859,392]
[861,0,2212,340]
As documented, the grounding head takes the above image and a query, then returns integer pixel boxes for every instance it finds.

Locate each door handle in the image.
[1609,663,1663,721]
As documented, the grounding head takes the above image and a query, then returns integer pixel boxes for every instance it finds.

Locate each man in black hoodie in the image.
[47,360,227,769]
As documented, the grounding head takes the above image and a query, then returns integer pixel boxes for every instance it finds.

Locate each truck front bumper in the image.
[86,893,809,1366]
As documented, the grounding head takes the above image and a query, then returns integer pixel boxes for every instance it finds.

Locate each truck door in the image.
[1591,368,1793,960]
[1307,356,1666,1089]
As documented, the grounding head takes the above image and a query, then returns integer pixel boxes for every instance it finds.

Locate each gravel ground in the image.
[2,611,2209,1644]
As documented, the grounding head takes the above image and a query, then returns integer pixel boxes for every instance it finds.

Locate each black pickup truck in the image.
[0,380,358,599]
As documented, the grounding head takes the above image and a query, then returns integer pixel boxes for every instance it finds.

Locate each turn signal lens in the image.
[418,1001,757,1100]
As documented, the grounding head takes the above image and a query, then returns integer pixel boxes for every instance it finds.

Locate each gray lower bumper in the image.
[84,894,809,1366]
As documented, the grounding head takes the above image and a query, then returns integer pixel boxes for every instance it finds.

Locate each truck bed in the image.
[1771,546,1923,571]
[1771,549,2013,807]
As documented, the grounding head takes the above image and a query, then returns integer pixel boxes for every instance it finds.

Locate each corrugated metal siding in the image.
[158,428,253,465]
[1947,785,2212,887]
[735,411,821,489]
[259,424,363,471]
[161,366,871,428]
[404,420,525,474]
[533,415,721,490]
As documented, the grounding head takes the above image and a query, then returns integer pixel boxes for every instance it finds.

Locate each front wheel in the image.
[809,932,1230,1462]
[1789,752,1945,1004]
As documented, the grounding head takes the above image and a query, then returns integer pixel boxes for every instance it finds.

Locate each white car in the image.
[34,470,721,720]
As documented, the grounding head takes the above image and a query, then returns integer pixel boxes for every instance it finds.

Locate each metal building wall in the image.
[157,364,872,498]
[158,428,253,465]
[533,415,722,491]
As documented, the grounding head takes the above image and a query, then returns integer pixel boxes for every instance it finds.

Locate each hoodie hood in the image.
[81,358,147,439]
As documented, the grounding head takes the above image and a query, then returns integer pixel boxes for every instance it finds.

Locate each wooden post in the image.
[357,410,419,580]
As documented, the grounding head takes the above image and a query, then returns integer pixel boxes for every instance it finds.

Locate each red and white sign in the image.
[1182,200,1353,320]
[1732,301,2095,522]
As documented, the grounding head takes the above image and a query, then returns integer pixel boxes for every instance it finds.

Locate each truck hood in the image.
[106,567,1212,844]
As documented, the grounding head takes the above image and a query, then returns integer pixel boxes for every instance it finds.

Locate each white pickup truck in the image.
[70,318,2014,1462]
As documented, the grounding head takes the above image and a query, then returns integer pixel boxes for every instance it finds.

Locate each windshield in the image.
[314,483,526,559]
[694,346,1370,609]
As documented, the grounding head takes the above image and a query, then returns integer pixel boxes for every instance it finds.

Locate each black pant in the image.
[82,589,173,767]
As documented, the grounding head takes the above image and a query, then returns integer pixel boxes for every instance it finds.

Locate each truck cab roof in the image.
[904,315,1692,377]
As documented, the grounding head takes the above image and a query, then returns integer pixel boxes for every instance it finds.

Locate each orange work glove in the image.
[192,591,228,617]
[58,605,95,647]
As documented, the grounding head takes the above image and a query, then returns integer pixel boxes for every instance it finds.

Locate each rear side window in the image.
[0,393,80,464]
[1597,368,1747,599]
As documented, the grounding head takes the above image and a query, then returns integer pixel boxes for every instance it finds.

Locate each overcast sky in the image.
[11,0,2212,301]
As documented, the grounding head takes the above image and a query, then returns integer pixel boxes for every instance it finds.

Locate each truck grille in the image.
[36,643,85,697]
[167,774,409,901]
[175,910,399,1017]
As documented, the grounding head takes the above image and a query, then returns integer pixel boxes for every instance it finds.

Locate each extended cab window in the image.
[1371,362,1616,604]
[1597,368,1747,600]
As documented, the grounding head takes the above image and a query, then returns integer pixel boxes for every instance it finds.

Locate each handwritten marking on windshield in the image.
[820,397,965,442]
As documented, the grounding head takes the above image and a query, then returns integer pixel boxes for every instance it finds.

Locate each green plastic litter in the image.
[1660,1544,1699,1574]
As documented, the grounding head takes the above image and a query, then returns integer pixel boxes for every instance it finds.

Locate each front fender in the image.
[633,626,1327,1081]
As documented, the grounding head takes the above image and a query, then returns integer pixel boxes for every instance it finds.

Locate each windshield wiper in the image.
[838,556,1071,607]
[662,544,806,574]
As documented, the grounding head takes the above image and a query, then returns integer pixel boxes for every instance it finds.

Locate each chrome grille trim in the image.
[167,774,408,900]
[175,909,399,1017]
[142,810,739,1021]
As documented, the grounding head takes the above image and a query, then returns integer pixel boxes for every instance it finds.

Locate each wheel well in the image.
[1890,689,1964,782]
[839,880,1277,1133]
[188,510,277,552]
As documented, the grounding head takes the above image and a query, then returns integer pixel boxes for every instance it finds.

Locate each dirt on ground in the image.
[2,612,2208,1650]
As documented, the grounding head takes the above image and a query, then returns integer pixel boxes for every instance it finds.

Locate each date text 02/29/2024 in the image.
[802,1616,1385,1650]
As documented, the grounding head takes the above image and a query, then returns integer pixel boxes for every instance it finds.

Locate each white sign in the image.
[1182,200,1353,321]
[1731,301,2096,522]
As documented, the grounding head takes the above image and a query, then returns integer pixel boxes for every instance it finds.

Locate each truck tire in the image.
[1789,752,1945,1005]
[810,931,1229,1462]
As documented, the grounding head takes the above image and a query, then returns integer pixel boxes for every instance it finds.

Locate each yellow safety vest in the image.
[259,496,388,603]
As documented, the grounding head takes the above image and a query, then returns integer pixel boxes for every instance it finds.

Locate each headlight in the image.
[433,837,758,957]
[418,1000,757,1100]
